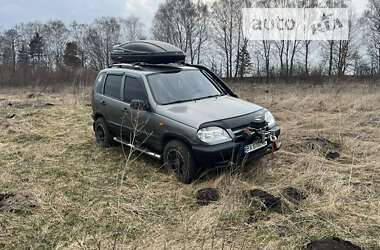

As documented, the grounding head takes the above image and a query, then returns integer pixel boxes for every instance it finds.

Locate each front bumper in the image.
[192,126,281,168]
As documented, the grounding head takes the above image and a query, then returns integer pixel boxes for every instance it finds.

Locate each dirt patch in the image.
[23,111,40,117]
[195,188,220,206]
[6,114,16,119]
[7,102,33,109]
[25,93,43,99]
[286,137,341,155]
[305,137,341,153]
[244,189,282,213]
[281,187,307,205]
[304,237,361,250]
[325,152,340,160]
[0,192,36,214]
[7,129,16,134]
[0,193,16,204]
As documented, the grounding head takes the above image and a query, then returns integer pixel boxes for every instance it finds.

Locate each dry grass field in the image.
[0,81,379,249]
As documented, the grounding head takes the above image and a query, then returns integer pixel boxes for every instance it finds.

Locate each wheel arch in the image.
[162,133,193,153]
[93,112,105,121]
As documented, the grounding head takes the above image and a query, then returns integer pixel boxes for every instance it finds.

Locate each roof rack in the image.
[110,63,143,70]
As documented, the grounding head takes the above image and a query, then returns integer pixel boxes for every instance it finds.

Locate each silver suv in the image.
[91,63,281,183]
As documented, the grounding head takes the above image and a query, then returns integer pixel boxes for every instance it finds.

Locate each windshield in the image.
[147,70,222,105]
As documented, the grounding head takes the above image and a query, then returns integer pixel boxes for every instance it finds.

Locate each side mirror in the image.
[130,99,150,112]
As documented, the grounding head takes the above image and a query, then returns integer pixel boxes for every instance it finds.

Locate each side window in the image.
[104,74,123,99]
[94,73,105,94]
[124,77,147,103]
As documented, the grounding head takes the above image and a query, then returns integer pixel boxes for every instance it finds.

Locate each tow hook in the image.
[270,135,278,159]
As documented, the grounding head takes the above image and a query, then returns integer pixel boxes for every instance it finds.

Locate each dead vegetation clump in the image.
[243,189,283,213]
[195,188,220,206]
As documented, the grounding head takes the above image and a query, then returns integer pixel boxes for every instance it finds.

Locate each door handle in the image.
[122,107,129,113]
[100,100,106,105]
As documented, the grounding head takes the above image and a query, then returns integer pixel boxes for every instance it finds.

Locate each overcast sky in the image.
[0,0,369,31]
[0,0,165,31]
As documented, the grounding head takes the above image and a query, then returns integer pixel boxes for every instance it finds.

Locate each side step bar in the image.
[113,137,161,160]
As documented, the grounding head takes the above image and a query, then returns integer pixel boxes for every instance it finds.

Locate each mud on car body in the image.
[92,41,281,184]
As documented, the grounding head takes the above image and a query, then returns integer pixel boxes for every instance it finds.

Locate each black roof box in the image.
[111,40,186,65]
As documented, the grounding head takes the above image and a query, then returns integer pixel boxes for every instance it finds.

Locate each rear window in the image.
[104,75,123,99]
[94,73,105,94]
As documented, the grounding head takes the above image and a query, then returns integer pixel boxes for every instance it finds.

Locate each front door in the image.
[120,76,152,146]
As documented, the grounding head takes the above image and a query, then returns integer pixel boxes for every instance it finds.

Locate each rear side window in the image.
[104,75,123,99]
[94,73,105,94]
[124,77,147,103]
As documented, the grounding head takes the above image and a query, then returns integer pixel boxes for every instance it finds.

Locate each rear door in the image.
[92,72,106,114]
[101,73,125,135]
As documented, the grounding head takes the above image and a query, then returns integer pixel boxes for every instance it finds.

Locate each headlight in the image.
[265,111,276,128]
[197,127,231,145]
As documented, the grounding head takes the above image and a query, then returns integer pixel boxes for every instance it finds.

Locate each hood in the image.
[155,95,263,129]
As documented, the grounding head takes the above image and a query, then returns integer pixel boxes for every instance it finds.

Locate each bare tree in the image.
[70,21,88,68]
[322,15,359,77]
[42,20,68,69]
[195,1,209,64]
[303,40,312,76]
[366,0,380,74]
[84,17,120,70]
[262,40,272,82]
[210,0,245,78]
[2,29,19,73]
[119,16,145,42]
[152,0,187,51]
[152,0,208,64]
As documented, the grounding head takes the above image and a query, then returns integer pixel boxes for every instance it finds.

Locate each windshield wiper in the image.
[163,99,194,105]
[163,94,223,105]
[191,94,223,101]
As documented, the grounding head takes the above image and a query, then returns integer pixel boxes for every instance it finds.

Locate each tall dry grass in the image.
[0,80,379,249]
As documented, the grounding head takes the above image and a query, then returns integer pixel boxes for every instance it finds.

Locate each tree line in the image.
[0,16,145,87]
[152,0,380,81]
[0,0,379,88]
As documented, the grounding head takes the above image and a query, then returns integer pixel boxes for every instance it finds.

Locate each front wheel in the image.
[163,140,198,184]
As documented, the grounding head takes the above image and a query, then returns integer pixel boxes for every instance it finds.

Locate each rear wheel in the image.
[163,140,198,184]
[94,117,114,147]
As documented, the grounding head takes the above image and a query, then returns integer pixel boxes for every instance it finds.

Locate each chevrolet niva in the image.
[92,41,281,183]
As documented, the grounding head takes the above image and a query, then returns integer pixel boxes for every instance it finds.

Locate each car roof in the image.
[99,64,198,76]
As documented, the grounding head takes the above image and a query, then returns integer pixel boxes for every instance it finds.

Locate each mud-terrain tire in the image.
[163,140,198,184]
[94,117,114,148]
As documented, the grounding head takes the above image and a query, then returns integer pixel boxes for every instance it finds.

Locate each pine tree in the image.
[29,32,44,62]
[63,42,82,68]
[237,40,253,78]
